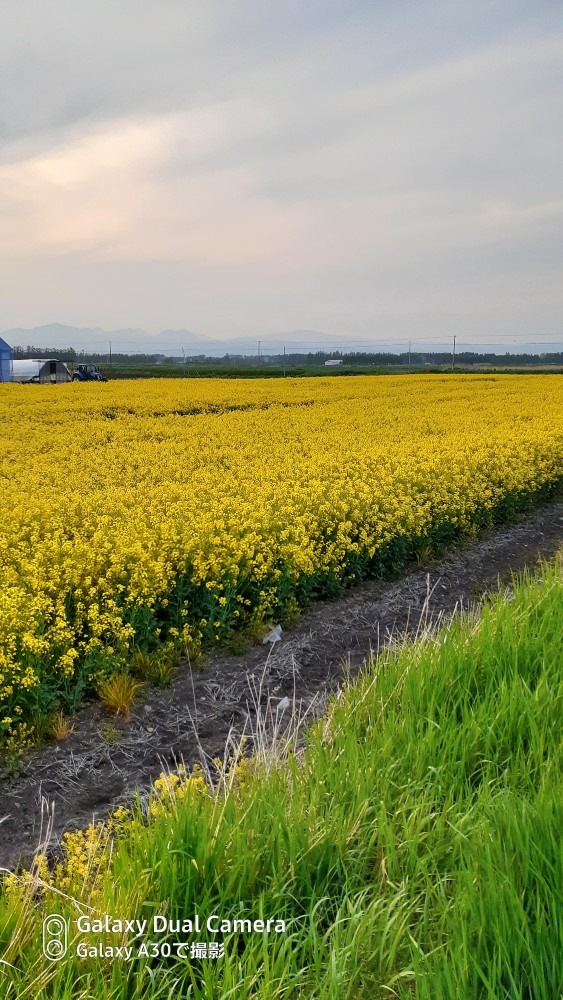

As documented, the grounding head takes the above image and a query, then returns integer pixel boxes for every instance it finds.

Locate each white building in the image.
[10,359,72,383]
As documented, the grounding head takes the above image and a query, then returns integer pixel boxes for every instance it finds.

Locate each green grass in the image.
[1,557,562,998]
[99,364,406,379]
[99,364,563,380]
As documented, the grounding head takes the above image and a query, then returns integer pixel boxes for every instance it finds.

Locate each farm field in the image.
[1,373,563,752]
[99,362,563,379]
[1,552,562,998]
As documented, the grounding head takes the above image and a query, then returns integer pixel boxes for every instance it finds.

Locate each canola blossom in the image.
[1,374,562,745]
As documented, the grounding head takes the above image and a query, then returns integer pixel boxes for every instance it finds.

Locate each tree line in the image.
[10,345,563,367]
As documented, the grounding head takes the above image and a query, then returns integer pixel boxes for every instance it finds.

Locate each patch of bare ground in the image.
[2,500,563,871]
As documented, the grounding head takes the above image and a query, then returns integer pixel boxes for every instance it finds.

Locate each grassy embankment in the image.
[1,554,562,998]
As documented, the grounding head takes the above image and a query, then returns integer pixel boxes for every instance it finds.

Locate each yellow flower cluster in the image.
[3,852,49,902]
[1,374,562,741]
[3,766,208,903]
[150,763,208,816]
[6,811,125,904]
[52,825,109,901]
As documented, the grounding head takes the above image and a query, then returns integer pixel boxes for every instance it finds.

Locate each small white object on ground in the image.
[262,624,283,644]
[277,697,290,713]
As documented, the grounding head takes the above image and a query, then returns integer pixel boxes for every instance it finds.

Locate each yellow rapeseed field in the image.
[1,374,562,746]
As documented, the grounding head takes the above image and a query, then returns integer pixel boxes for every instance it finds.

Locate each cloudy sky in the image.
[1,0,562,351]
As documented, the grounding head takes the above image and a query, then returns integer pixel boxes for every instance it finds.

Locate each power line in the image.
[8,333,563,355]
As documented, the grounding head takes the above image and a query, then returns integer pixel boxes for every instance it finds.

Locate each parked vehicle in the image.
[72,364,108,382]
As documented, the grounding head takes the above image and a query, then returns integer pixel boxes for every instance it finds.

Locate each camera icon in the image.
[42,915,68,961]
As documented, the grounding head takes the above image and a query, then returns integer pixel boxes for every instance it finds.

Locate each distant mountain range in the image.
[2,323,561,357]
[2,323,356,356]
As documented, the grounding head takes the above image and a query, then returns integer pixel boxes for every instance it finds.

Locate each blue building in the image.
[0,336,12,382]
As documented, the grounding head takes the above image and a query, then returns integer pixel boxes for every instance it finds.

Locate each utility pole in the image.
[408,340,411,371]
[257,340,260,367]
[109,341,112,368]
[283,345,286,377]
[182,346,186,375]
[452,335,456,372]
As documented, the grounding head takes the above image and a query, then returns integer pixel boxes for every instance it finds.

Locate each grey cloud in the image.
[1,0,559,148]
[152,25,562,217]
[0,0,372,150]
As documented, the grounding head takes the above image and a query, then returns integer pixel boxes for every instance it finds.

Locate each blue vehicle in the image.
[73,364,107,382]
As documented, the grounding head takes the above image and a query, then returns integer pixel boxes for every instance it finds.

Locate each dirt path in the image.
[2,501,563,871]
